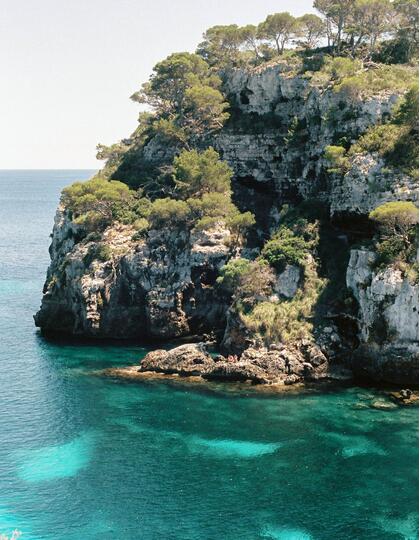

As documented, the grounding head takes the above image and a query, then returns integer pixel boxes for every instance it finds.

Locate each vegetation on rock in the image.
[130,52,229,146]
[369,201,418,270]
[61,178,134,230]
[62,147,254,247]
[325,84,419,179]
[218,206,327,346]
[369,201,418,243]
[49,1,418,357]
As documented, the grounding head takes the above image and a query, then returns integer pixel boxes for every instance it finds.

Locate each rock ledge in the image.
[106,342,353,387]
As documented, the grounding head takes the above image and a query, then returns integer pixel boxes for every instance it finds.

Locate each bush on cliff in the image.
[370,201,418,268]
[324,145,350,174]
[186,192,252,235]
[235,260,276,309]
[261,228,309,271]
[328,84,419,179]
[173,147,232,198]
[369,201,418,243]
[173,148,255,239]
[130,52,229,144]
[310,56,363,86]
[216,258,252,294]
[241,258,325,344]
[261,209,319,272]
[83,244,112,266]
[61,177,134,230]
[148,198,190,228]
[335,64,417,99]
[349,124,404,157]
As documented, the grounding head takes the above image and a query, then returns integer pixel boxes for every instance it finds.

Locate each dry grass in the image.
[240,257,326,345]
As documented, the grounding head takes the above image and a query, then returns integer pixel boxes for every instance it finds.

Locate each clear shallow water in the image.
[0,170,418,540]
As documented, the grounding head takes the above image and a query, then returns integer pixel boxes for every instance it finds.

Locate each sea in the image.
[0,170,417,539]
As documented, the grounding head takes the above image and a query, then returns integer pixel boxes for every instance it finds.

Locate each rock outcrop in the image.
[107,342,349,386]
[330,154,417,217]
[217,65,403,230]
[346,249,419,385]
[35,64,418,387]
[35,207,231,338]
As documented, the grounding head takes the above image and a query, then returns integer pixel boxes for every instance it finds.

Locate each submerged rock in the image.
[370,399,399,411]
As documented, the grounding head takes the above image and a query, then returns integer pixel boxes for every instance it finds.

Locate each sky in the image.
[1,0,315,169]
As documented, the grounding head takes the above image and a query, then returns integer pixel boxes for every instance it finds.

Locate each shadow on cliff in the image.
[313,211,375,352]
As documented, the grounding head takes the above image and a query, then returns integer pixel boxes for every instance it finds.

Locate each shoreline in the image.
[101,364,419,405]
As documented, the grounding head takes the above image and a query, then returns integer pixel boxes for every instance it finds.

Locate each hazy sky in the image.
[1,0,315,169]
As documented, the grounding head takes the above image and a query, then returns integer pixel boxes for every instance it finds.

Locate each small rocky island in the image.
[35,7,419,389]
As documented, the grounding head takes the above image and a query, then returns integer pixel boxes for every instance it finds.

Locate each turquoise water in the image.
[0,170,418,540]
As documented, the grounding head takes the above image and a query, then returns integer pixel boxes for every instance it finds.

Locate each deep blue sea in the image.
[0,170,418,540]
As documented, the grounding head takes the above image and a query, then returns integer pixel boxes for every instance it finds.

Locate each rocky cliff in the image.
[35,63,418,385]
[35,207,231,339]
[218,65,406,224]
[346,249,419,384]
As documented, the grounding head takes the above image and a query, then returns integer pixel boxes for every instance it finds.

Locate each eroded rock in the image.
[346,249,419,385]
[122,341,337,386]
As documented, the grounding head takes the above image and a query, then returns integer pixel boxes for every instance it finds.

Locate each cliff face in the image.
[346,249,419,384]
[217,65,404,228]
[35,64,418,384]
[35,207,230,339]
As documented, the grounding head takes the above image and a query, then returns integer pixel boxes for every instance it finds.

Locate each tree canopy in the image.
[369,201,418,244]
[173,147,232,198]
[296,14,326,48]
[257,12,298,54]
[61,178,133,230]
[130,52,229,145]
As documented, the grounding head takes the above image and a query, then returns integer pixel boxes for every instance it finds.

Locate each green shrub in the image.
[226,211,255,245]
[133,217,149,231]
[83,244,112,266]
[85,231,102,242]
[335,65,417,99]
[216,258,252,293]
[406,262,419,284]
[187,191,235,220]
[374,37,417,64]
[369,201,418,269]
[369,201,418,240]
[349,124,403,156]
[394,84,419,129]
[150,118,188,146]
[324,145,350,174]
[131,217,150,241]
[262,227,310,271]
[235,260,276,309]
[187,191,255,238]
[375,236,407,267]
[309,56,362,86]
[62,177,133,230]
[96,244,112,262]
[148,198,190,228]
[240,260,325,344]
[347,85,419,176]
[194,216,221,231]
[173,147,232,198]
[385,87,419,174]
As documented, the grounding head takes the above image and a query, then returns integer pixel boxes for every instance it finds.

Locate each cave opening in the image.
[240,88,253,105]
